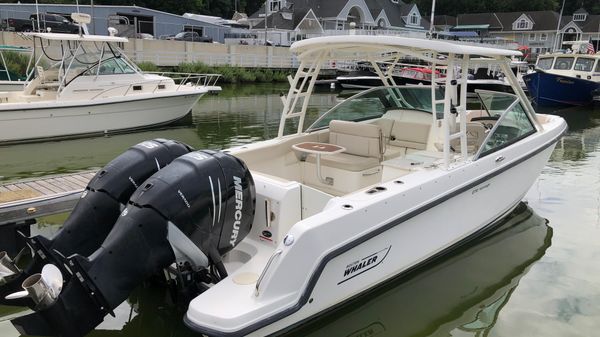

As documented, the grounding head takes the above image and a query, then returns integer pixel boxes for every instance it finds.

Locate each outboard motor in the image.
[0,139,193,306]
[10,150,256,337]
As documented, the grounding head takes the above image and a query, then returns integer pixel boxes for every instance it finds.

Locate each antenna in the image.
[553,0,566,52]
[429,0,436,39]
[34,0,40,32]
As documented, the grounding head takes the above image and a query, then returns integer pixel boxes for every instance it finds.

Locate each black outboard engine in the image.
[11,150,256,337]
[0,139,193,306]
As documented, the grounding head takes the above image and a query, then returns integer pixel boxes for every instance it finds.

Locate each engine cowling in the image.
[11,150,256,337]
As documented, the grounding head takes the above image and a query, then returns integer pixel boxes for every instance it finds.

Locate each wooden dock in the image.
[0,171,96,226]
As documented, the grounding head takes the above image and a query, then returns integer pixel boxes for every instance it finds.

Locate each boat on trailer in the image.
[0,35,566,337]
[0,33,220,144]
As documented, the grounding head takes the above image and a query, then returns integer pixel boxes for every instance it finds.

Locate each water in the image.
[0,85,599,336]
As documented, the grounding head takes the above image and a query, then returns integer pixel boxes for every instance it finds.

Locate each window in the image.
[477,93,535,158]
[540,33,548,41]
[529,33,536,41]
[574,14,586,21]
[537,57,554,70]
[553,57,574,70]
[596,61,600,72]
[410,13,419,25]
[574,58,595,72]
[269,0,281,12]
[516,19,530,30]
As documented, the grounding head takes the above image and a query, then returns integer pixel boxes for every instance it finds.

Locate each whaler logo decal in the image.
[339,246,391,285]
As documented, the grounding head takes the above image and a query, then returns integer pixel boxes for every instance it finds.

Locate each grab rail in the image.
[255,249,282,297]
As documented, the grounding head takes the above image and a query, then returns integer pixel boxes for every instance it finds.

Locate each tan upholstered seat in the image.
[306,120,384,172]
[389,121,430,150]
[450,122,487,153]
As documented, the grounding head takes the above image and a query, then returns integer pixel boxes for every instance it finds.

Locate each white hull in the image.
[185,114,566,336]
[0,92,203,143]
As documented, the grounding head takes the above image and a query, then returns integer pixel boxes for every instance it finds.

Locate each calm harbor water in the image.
[1,84,599,336]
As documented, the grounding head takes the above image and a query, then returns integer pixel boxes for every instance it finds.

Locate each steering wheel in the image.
[471,116,499,130]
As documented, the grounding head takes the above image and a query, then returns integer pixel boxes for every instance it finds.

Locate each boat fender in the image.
[0,139,193,307]
[11,150,256,337]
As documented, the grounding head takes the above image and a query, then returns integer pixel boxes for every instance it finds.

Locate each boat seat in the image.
[450,122,487,153]
[389,120,430,151]
[305,120,384,172]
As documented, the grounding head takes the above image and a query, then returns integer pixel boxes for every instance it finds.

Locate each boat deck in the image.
[0,171,95,226]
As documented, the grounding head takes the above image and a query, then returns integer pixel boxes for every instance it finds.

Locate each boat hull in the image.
[524,71,600,107]
[184,116,566,337]
[0,92,204,144]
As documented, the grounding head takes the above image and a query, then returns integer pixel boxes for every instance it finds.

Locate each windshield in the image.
[536,57,553,70]
[307,86,443,131]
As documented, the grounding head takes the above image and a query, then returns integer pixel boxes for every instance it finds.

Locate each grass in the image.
[137,61,290,84]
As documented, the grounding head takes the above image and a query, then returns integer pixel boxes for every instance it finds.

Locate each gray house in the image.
[0,4,230,42]
[247,0,429,45]
[442,8,599,60]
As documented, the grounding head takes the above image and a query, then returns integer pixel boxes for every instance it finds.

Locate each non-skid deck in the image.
[0,171,95,225]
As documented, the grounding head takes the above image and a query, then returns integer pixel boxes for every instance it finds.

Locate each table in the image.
[292,142,346,185]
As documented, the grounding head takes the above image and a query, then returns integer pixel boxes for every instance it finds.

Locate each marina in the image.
[0,1,598,336]
[0,86,598,337]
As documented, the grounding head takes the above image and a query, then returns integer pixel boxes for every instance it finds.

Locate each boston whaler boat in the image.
[0,32,220,144]
[0,35,565,337]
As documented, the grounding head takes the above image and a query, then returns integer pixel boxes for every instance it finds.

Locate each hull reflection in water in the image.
[282,202,551,337]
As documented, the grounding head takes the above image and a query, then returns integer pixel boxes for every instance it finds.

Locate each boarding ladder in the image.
[431,53,469,168]
[277,50,326,137]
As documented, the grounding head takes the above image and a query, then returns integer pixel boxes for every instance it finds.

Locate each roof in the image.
[290,35,521,59]
[26,33,128,43]
[434,15,457,26]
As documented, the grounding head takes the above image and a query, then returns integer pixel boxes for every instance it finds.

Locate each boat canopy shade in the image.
[25,33,128,43]
[451,24,491,30]
[438,31,479,38]
[290,36,521,61]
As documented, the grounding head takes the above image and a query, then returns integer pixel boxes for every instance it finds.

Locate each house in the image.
[247,0,429,46]
[438,8,599,60]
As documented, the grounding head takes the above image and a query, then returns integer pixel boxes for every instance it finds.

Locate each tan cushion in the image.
[329,120,383,159]
[306,152,380,171]
[450,122,487,153]
[389,121,430,150]
[372,118,394,142]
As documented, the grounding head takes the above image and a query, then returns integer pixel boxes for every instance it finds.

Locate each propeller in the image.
[0,251,20,284]
[4,264,63,307]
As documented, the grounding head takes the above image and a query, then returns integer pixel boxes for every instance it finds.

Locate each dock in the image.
[0,171,95,254]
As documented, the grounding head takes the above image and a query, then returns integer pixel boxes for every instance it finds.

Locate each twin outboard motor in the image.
[9,149,256,337]
[0,139,193,307]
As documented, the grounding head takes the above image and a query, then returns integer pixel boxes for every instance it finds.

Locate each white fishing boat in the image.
[1,35,566,337]
[0,33,220,144]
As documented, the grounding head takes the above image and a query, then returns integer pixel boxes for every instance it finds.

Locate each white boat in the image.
[181,35,566,336]
[0,45,32,91]
[1,35,566,337]
[0,33,220,144]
